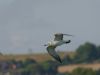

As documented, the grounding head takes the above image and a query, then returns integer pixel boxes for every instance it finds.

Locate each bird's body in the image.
[48,40,69,47]
[44,33,73,63]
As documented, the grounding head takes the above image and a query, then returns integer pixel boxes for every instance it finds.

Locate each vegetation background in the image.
[0,42,100,75]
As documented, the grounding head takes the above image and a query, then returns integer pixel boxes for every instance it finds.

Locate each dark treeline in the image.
[63,42,100,64]
[0,42,100,75]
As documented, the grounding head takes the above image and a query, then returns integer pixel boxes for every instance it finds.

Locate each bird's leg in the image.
[66,40,71,44]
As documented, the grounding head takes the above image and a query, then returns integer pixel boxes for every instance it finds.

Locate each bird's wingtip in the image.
[59,60,62,63]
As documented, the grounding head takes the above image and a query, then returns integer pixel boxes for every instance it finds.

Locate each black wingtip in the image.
[58,57,62,63]
[59,60,62,63]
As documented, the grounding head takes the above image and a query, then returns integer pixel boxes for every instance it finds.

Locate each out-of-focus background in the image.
[0,0,100,75]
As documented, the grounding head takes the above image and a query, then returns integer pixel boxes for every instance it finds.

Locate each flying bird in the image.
[44,33,73,63]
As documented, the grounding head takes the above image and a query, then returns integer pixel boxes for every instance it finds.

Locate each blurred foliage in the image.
[0,42,100,75]
[73,42,98,63]
[97,46,100,57]
[61,42,100,65]
[41,60,58,75]
[62,55,73,65]
[0,52,3,55]
[71,67,96,75]
[22,58,37,67]
[21,64,44,75]
[57,73,70,75]
[96,69,100,75]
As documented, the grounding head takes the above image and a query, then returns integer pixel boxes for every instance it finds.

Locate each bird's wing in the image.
[54,33,74,41]
[54,33,63,41]
[63,34,74,36]
[47,46,62,63]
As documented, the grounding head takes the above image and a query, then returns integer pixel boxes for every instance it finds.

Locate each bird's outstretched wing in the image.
[47,46,62,63]
[54,33,74,41]
[54,33,63,41]
[63,34,74,36]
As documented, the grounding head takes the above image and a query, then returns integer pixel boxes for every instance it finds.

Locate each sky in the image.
[0,0,100,54]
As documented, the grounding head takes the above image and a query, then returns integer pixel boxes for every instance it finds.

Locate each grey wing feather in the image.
[54,33,74,41]
[47,46,62,63]
[63,34,74,36]
[54,33,63,41]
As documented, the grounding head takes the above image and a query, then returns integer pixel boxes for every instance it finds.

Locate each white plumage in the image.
[44,33,73,63]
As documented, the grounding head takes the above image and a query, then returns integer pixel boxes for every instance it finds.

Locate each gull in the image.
[44,33,73,63]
